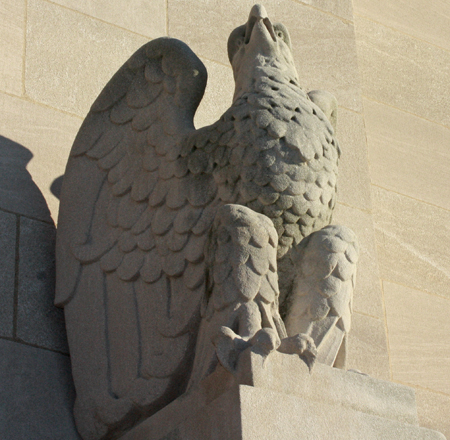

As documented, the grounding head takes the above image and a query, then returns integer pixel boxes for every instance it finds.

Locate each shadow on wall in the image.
[51,175,64,200]
[0,135,80,439]
[0,136,53,224]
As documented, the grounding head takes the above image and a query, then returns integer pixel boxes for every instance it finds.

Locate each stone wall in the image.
[0,0,447,438]
[352,1,450,436]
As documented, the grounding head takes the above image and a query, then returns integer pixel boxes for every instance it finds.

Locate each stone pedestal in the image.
[121,351,446,440]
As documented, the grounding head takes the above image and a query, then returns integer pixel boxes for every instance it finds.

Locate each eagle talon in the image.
[213,326,281,374]
[278,333,318,371]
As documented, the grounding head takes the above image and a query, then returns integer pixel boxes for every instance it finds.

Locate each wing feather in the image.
[56,37,211,419]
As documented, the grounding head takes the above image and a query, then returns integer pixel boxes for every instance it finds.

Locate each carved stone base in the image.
[120,351,446,440]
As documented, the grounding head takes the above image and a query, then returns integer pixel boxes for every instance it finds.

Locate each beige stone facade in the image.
[0,0,448,437]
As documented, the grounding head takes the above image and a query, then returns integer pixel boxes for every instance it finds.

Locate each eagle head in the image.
[228,4,299,101]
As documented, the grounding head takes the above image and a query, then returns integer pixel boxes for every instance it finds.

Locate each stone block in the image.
[168,0,363,112]
[372,186,450,301]
[0,338,80,440]
[0,92,81,222]
[355,15,450,127]
[122,352,445,440]
[48,0,166,38]
[333,203,384,319]
[416,388,450,440]
[346,311,390,381]
[25,0,149,117]
[384,281,450,395]
[0,0,25,96]
[0,209,16,338]
[336,108,372,211]
[353,0,450,52]
[17,216,68,353]
[194,59,235,129]
[364,98,450,211]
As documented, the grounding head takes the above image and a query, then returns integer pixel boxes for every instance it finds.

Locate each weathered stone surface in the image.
[26,0,148,117]
[416,388,450,440]
[353,0,450,52]
[347,311,390,381]
[295,0,354,21]
[384,281,450,395]
[333,203,384,319]
[122,352,445,440]
[355,15,450,127]
[17,217,68,353]
[56,5,360,438]
[49,0,166,38]
[0,0,24,96]
[0,338,80,440]
[365,98,450,211]
[372,187,450,301]
[0,209,16,338]
[169,0,362,112]
[0,92,81,222]
[336,108,372,211]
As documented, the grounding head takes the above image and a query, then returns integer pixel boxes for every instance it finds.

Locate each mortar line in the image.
[0,335,70,357]
[0,90,84,120]
[376,277,450,303]
[339,105,363,115]
[41,0,156,40]
[370,183,450,214]
[12,215,21,339]
[354,12,450,54]
[0,206,54,226]
[379,280,394,381]
[361,96,450,131]
[353,310,383,320]
[21,0,28,97]
[336,200,372,214]
[165,0,169,36]
[290,0,354,25]
[392,381,450,399]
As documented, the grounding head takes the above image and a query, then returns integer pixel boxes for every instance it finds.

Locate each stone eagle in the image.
[55,4,359,439]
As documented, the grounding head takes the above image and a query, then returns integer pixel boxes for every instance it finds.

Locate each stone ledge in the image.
[121,351,447,440]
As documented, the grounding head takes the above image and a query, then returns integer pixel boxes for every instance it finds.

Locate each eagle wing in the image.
[55,37,216,438]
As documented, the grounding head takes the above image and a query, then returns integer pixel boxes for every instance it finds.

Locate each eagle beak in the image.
[244,4,277,44]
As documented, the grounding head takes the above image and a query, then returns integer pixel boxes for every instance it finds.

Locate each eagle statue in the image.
[55,4,359,440]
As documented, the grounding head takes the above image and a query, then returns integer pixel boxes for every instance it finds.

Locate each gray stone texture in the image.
[122,351,446,440]
[0,338,80,440]
[355,15,450,128]
[384,281,450,395]
[372,186,450,301]
[0,0,25,96]
[17,216,68,353]
[0,209,16,338]
[26,0,149,117]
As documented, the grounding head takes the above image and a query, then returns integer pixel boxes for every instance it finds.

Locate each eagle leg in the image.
[189,204,300,388]
[284,224,359,369]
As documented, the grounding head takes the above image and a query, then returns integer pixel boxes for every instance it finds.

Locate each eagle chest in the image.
[213,87,339,258]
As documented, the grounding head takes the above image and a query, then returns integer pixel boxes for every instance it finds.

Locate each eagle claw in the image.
[213,326,281,374]
[278,333,318,370]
